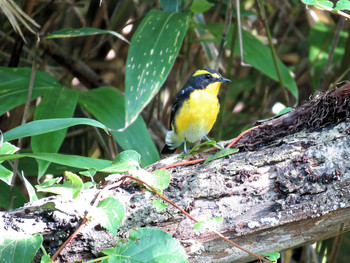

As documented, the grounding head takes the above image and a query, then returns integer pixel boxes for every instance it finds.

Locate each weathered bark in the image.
[1,86,349,263]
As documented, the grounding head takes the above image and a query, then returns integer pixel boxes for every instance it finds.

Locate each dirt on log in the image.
[1,84,349,263]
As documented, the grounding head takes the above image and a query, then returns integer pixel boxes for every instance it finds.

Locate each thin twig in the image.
[320,17,345,89]
[9,33,39,210]
[256,0,289,105]
[236,0,251,67]
[51,216,89,261]
[214,0,233,70]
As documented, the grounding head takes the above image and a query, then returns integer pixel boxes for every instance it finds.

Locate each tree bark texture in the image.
[1,85,349,263]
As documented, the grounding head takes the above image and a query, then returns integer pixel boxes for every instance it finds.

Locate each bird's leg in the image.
[183,139,189,153]
[204,135,212,142]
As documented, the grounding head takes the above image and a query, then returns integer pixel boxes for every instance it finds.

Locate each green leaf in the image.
[203,148,239,164]
[32,88,78,179]
[308,23,348,89]
[301,0,316,4]
[78,87,159,166]
[0,142,19,155]
[20,172,38,202]
[0,142,19,185]
[0,181,26,210]
[3,118,108,142]
[100,150,141,173]
[0,233,43,263]
[160,0,184,12]
[124,9,189,127]
[316,0,334,9]
[150,169,171,194]
[153,199,167,212]
[102,228,188,263]
[190,0,214,13]
[202,25,298,100]
[79,168,97,178]
[264,252,280,262]
[192,221,206,229]
[193,217,223,229]
[134,169,171,194]
[95,197,125,236]
[40,254,52,263]
[0,165,13,185]
[335,0,350,10]
[36,171,83,199]
[178,140,219,158]
[234,30,298,99]
[0,67,60,115]
[0,153,112,171]
[44,27,129,43]
[276,106,293,116]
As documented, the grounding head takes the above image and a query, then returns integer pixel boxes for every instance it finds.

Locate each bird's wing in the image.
[169,84,194,130]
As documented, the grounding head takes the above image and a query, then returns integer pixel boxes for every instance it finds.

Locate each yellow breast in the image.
[174,82,221,143]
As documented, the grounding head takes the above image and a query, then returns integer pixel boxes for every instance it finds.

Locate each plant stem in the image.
[256,0,289,105]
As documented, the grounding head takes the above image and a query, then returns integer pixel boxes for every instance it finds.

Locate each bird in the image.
[162,69,231,154]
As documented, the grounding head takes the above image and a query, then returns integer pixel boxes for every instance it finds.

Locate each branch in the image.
[1,85,349,262]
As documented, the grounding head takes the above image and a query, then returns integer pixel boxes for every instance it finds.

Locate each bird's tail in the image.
[161,130,183,154]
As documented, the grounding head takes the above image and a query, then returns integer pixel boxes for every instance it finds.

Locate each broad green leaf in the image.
[203,148,239,164]
[160,0,184,12]
[0,142,19,185]
[100,150,141,173]
[32,88,78,179]
[0,153,112,171]
[40,255,52,263]
[78,87,159,166]
[0,165,12,185]
[133,169,171,194]
[0,233,43,263]
[190,0,214,13]
[150,169,171,194]
[335,0,350,10]
[233,30,298,99]
[95,197,125,236]
[124,9,189,128]
[3,118,108,142]
[0,67,60,115]
[101,228,187,263]
[36,171,83,199]
[153,199,167,212]
[44,27,129,43]
[201,25,299,100]
[0,142,19,155]
[0,181,27,210]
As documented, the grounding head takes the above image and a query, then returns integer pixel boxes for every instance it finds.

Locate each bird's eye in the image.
[205,74,212,79]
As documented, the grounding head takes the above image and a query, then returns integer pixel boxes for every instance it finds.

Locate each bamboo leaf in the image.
[124,9,189,128]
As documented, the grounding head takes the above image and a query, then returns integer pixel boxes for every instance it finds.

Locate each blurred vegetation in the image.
[0,0,349,262]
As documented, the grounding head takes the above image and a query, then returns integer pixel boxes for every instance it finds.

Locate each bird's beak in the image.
[220,77,231,83]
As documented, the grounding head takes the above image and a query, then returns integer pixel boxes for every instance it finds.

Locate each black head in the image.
[186,69,230,89]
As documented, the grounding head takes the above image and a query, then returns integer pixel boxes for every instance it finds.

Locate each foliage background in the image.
[0,0,349,262]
